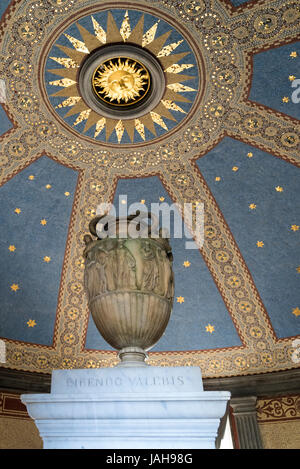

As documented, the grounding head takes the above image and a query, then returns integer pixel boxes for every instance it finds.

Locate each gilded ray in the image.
[159,52,189,70]
[49,57,78,68]
[106,11,123,43]
[142,21,159,47]
[64,99,89,118]
[152,102,177,121]
[139,113,156,136]
[73,109,91,126]
[120,11,131,41]
[150,111,168,130]
[56,96,81,108]
[76,22,103,52]
[47,68,78,80]
[167,82,197,93]
[106,117,119,141]
[49,78,76,87]
[123,119,135,142]
[128,15,144,46]
[91,16,106,43]
[56,44,87,66]
[94,117,106,137]
[157,40,183,58]
[84,110,102,133]
[166,73,194,85]
[146,30,172,56]
[165,63,194,73]
[51,83,79,97]
[64,34,89,53]
[115,120,125,143]
[134,119,145,140]
[163,87,191,103]
[162,100,186,114]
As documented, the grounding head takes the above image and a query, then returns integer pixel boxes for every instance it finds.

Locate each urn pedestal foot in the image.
[117,346,149,367]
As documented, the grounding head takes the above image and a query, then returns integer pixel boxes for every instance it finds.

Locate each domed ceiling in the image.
[0,0,299,379]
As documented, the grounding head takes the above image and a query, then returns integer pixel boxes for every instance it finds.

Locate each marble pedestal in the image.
[21,367,230,449]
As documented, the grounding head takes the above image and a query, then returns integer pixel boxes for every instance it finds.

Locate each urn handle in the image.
[89,211,159,238]
[89,215,103,237]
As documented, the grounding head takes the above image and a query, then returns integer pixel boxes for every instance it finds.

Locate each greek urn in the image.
[83,212,174,366]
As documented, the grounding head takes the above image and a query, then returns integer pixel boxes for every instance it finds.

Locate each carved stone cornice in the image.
[203,369,300,398]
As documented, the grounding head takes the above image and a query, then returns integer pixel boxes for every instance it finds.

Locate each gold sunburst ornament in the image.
[92,57,150,106]
[46,9,199,143]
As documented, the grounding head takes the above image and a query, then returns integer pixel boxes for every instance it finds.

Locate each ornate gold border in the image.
[257,395,300,422]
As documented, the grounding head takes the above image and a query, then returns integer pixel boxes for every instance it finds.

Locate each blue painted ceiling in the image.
[0,0,299,378]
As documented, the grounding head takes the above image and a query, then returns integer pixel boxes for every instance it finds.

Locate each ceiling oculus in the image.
[44,9,199,144]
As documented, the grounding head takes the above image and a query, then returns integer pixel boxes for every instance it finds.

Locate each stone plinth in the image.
[21,367,230,449]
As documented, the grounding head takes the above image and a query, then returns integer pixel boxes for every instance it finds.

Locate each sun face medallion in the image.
[92,57,151,106]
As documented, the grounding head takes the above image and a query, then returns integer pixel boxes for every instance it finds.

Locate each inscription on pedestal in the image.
[66,375,185,389]
[51,367,203,394]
